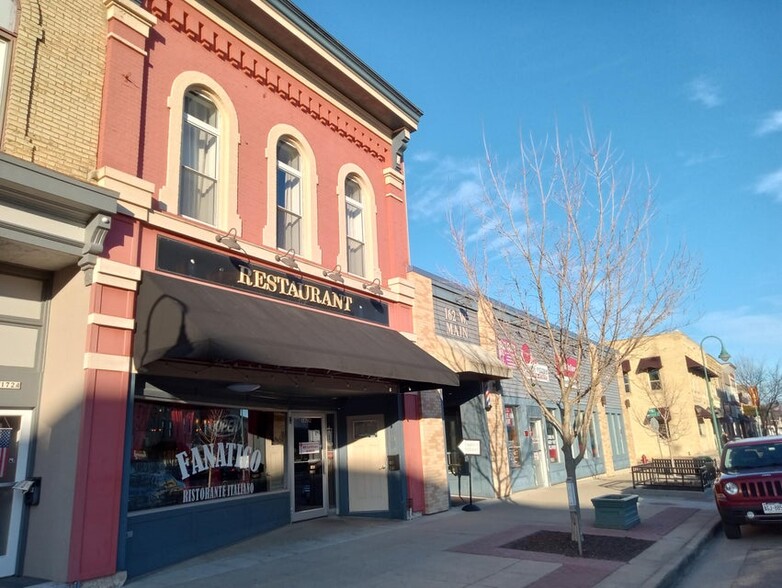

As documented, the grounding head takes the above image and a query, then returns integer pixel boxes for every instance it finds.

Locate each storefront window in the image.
[546,420,560,463]
[505,406,522,469]
[444,404,465,475]
[129,401,287,512]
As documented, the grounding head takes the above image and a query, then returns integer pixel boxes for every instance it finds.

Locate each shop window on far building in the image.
[129,400,287,512]
[444,404,465,474]
[546,420,560,463]
[608,413,627,457]
[505,406,522,469]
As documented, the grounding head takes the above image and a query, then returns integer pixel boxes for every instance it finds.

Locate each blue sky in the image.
[295,1,782,364]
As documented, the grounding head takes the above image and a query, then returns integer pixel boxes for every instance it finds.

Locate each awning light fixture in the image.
[363,277,383,296]
[275,248,299,270]
[215,228,241,250]
[323,264,344,284]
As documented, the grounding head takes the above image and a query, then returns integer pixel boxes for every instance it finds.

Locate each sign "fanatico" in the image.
[175,442,262,481]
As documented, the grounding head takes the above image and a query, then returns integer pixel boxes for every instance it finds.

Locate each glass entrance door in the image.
[0,410,32,577]
[290,414,328,522]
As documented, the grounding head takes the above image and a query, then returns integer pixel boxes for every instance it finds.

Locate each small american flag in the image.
[0,428,12,478]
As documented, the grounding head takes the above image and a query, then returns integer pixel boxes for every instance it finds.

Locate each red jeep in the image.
[713,436,782,539]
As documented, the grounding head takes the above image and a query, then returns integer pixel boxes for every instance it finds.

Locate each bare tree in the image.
[452,123,699,552]
[735,357,782,434]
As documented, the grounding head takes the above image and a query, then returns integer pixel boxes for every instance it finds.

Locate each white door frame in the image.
[0,409,33,578]
[289,412,328,522]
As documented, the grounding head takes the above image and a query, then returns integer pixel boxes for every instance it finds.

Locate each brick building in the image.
[618,331,730,462]
[0,0,456,583]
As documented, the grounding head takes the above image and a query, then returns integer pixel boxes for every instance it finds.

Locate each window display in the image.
[504,406,522,468]
[129,401,287,512]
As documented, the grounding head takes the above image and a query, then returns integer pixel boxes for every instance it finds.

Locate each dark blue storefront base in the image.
[125,491,289,578]
[591,494,640,530]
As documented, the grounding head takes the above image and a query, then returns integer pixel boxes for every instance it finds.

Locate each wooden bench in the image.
[631,457,716,491]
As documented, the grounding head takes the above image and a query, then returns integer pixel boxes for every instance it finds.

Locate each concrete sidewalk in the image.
[118,472,719,588]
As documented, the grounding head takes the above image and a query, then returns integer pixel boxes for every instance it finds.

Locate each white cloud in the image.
[677,150,724,167]
[687,76,722,108]
[754,167,782,202]
[755,110,782,136]
[406,155,484,222]
[695,307,782,363]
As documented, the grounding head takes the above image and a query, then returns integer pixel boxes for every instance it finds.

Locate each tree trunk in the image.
[562,445,583,555]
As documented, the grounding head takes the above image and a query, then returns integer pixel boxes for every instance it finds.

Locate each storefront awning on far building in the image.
[685,356,718,378]
[636,356,662,372]
[428,336,512,380]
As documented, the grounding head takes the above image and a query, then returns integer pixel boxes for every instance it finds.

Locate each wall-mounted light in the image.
[363,277,383,296]
[323,264,344,284]
[624,398,631,408]
[215,228,241,250]
[600,395,607,407]
[275,248,299,270]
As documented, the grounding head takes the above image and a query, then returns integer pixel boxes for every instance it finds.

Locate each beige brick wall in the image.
[3,0,105,177]
[419,390,449,514]
[621,331,723,461]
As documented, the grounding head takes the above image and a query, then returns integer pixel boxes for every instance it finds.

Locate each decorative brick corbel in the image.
[78,214,113,285]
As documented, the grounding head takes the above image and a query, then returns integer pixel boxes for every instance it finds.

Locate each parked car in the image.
[713,436,782,539]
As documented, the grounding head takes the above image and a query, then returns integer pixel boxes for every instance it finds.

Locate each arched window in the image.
[179,91,219,224]
[276,139,302,252]
[336,164,376,280]
[263,125,319,263]
[345,176,365,276]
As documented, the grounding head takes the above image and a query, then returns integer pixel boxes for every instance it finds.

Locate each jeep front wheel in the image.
[723,523,741,539]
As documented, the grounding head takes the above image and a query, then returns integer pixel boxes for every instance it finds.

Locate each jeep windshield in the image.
[724,441,782,470]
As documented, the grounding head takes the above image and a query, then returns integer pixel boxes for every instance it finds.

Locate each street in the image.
[674,523,782,588]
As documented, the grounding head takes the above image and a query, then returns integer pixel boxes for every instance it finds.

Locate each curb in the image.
[650,515,722,588]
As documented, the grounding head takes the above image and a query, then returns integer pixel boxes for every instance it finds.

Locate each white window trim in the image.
[263,124,320,264]
[160,71,241,233]
[276,140,303,251]
[180,91,219,225]
[345,176,366,276]
[336,164,378,281]
[0,33,12,134]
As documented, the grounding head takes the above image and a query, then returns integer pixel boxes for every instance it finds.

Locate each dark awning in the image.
[694,405,712,419]
[636,356,662,372]
[685,356,718,378]
[134,272,458,390]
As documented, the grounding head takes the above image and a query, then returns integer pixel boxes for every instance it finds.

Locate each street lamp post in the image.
[700,335,731,456]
